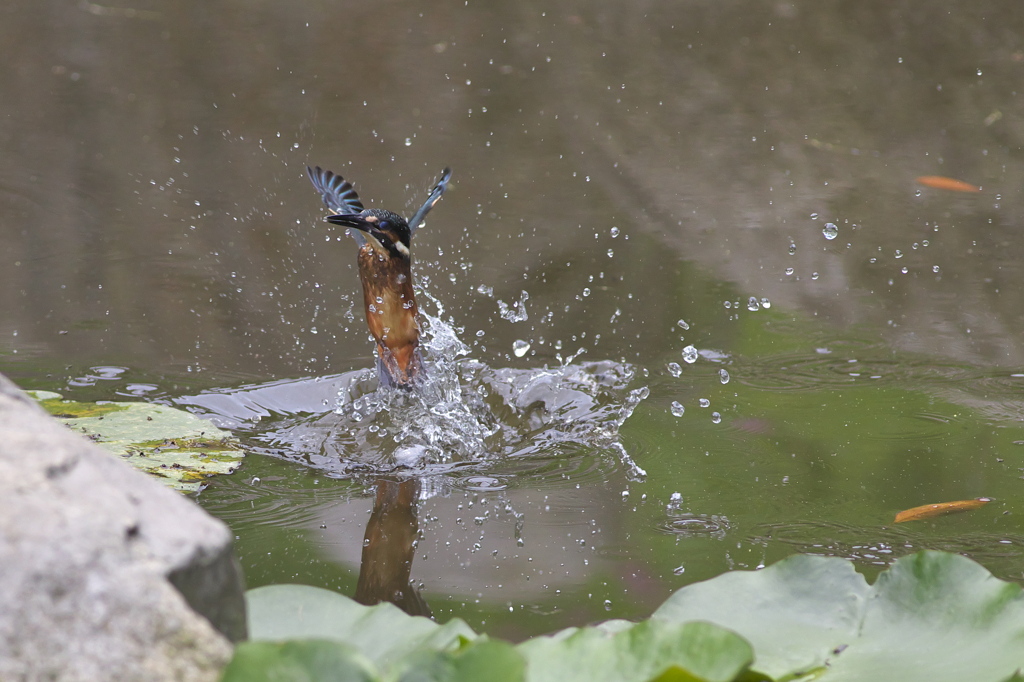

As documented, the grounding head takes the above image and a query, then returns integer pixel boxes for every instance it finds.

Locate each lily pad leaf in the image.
[655,551,1024,682]
[516,619,758,682]
[654,553,866,679]
[28,390,244,493]
[246,585,757,682]
[247,584,477,673]
[221,639,379,682]
[396,639,526,682]
[825,551,1024,681]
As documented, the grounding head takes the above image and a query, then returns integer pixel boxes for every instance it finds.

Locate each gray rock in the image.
[0,373,246,681]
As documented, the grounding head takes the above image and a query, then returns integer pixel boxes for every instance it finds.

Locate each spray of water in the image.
[179,289,649,481]
[326,288,648,478]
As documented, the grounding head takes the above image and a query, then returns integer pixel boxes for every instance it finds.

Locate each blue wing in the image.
[307,166,365,215]
[407,167,452,234]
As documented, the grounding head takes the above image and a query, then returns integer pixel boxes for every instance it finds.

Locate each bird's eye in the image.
[379,221,389,230]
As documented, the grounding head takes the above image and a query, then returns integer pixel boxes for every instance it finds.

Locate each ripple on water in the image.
[656,513,731,540]
[731,339,1024,428]
[753,520,1024,580]
[198,472,365,528]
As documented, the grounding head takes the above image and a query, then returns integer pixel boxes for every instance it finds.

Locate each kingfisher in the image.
[307,165,452,388]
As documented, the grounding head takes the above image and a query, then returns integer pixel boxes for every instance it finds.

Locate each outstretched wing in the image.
[307,166,365,215]
[407,167,452,234]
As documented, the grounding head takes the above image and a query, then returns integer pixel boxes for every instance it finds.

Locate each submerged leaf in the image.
[28,390,244,493]
[915,176,982,192]
[894,498,990,523]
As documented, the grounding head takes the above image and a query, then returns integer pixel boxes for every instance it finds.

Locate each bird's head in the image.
[327,209,412,259]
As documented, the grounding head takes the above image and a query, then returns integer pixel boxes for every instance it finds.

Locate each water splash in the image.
[179,304,648,481]
[497,290,530,323]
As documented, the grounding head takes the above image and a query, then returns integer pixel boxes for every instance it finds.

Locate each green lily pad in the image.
[654,550,1024,682]
[517,619,759,682]
[653,553,867,678]
[397,639,527,682]
[245,585,760,682]
[247,584,477,671]
[222,640,378,682]
[237,552,1024,682]
[28,390,244,493]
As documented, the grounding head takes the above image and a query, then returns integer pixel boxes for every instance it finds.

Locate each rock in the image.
[0,373,246,681]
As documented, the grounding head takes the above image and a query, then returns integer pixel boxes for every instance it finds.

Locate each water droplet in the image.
[811,272,820,280]
[699,398,710,408]
[476,284,494,297]
[711,412,722,424]
[785,267,794,276]
[610,226,620,237]
[498,290,530,322]
[607,248,614,258]
[901,266,909,274]
[719,369,730,384]
[894,249,903,259]
[667,362,682,377]
[682,345,698,364]
[747,297,760,311]
[673,565,686,575]
[760,298,771,308]
[788,242,797,256]
[604,599,613,611]
[513,339,531,357]
[676,319,690,330]
[404,138,412,146]
[582,287,591,297]
[822,222,838,240]
[932,265,940,273]
[670,401,685,417]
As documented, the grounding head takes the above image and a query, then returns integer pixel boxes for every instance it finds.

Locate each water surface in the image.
[3,0,1024,640]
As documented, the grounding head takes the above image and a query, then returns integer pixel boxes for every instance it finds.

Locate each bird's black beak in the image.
[326,214,370,231]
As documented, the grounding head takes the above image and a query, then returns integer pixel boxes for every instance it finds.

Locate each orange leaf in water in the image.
[915,176,982,193]
[894,498,991,523]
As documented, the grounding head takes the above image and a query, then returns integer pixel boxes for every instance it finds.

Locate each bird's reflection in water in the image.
[353,477,431,618]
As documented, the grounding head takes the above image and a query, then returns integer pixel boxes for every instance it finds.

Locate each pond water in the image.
[4,1,1024,641]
